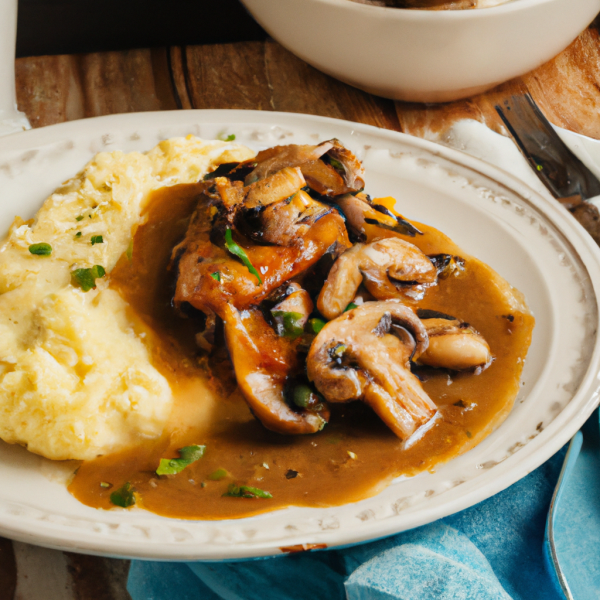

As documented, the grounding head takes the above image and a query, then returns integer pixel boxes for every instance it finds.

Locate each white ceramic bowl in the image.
[240,0,600,102]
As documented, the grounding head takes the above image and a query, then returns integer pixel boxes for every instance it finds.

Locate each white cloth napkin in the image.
[435,119,600,206]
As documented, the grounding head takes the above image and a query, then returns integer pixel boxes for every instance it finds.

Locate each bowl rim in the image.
[289,0,578,18]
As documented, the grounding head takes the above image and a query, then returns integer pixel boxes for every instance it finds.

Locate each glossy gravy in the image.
[69,183,534,519]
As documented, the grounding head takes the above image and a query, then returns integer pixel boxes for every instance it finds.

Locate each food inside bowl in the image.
[0,136,533,519]
[350,0,511,8]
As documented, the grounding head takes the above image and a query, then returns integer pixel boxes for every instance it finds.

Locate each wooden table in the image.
[3,20,600,599]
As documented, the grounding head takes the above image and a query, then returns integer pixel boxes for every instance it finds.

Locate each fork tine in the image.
[495,93,600,202]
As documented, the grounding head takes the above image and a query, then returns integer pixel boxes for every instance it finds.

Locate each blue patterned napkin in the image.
[127,446,565,600]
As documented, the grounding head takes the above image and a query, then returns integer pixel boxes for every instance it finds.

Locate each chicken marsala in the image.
[69,138,534,519]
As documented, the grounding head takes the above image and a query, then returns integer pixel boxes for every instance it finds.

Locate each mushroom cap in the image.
[223,304,329,435]
[417,317,492,371]
[307,301,437,440]
[317,238,438,321]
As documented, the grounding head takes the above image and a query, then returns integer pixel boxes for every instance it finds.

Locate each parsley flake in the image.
[28,243,52,256]
[71,265,106,292]
[223,484,272,499]
[210,271,221,282]
[91,235,104,245]
[224,229,262,285]
[126,239,134,262]
[308,318,326,334]
[156,444,206,476]
[208,468,229,481]
[271,311,304,339]
[76,215,84,222]
[218,133,236,142]
[110,482,135,508]
[344,302,358,312]
[75,232,82,239]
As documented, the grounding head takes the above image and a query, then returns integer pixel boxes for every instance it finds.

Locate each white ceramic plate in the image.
[1,110,599,561]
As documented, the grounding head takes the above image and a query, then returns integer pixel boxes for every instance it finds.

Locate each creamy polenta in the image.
[0,136,255,461]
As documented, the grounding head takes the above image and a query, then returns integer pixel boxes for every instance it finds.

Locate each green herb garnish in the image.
[76,215,84,222]
[293,384,314,409]
[75,232,82,239]
[331,343,347,358]
[210,272,221,282]
[223,484,272,499]
[208,468,229,481]
[100,481,111,488]
[126,239,134,262]
[224,229,262,285]
[110,482,135,508]
[71,265,106,292]
[91,235,104,245]
[218,133,236,142]
[329,157,345,172]
[28,243,52,256]
[156,444,206,476]
[308,318,326,334]
[344,302,358,312]
[271,311,304,339]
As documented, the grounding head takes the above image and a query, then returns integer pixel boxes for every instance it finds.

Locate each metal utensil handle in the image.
[0,0,30,135]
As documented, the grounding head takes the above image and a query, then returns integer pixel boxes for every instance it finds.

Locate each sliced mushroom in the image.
[415,311,492,371]
[307,301,437,440]
[326,139,366,191]
[317,238,438,320]
[270,283,314,332]
[238,190,334,247]
[223,304,329,435]
[244,141,334,184]
[335,193,422,240]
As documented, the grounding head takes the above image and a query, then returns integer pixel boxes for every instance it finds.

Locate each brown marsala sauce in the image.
[69,183,534,519]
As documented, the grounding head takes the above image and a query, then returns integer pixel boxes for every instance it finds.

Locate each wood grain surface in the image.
[4,21,600,599]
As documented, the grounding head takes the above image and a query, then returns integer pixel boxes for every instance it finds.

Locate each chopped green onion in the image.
[76,215,84,222]
[110,482,135,508]
[329,344,348,364]
[223,484,272,499]
[271,311,304,339]
[71,265,106,292]
[75,232,82,239]
[308,318,326,334]
[28,243,52,256]
[293,384,313,408]
[91,235,103,245]
[224,229,262,285]
[218,133,236,142]
[208,468,229,481]
[156,444,206,476]
[126,239,133,261]
[329,157,344,172]
[210,272,221,282]
[344,302,358,312]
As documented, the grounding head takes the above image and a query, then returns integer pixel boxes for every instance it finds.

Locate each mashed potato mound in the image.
[0,135,255,460]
